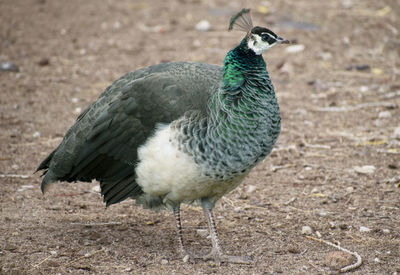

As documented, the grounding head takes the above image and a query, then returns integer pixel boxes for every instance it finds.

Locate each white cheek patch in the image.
[247,35,274,55]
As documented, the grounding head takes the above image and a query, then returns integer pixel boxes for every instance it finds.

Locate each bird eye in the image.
[261,33,276,44]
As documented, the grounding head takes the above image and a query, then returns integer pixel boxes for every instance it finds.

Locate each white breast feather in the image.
[136,124,248,206]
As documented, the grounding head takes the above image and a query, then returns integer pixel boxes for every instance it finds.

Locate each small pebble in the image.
[360,226,371,233]
[301,225,312,235]
[382,228,390,234]
[374,257,380,263]
[161,259,169,265]
[315,231,322,238]
[311,187,319,193]
[182,254,190,263]
[50,250,58,256]
[74,107,82,114]
[346,186,354,193]
[247,185,256,193]
[125,267,132,272]
[339,223,348,230]
[0,61,19,72]
[71,97,79,103]
[346,64,370,72]
[33,131,41,138]
[195,20,211,31]
[285,44,305,54]
[38,58,50,66]
[92,185,101,192]
[318,211,328,217]
[196,228,209,238]
[113,21,121,29]
[378,111,391,118]
[393,126,400,140]
[353,165,376,175]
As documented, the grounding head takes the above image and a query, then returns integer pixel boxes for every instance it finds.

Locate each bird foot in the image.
[194,249,254,265]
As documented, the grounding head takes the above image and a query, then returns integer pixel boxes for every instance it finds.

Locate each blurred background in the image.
[0,0,399,274]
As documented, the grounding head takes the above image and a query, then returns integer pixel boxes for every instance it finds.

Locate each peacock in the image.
[37,9,289,263]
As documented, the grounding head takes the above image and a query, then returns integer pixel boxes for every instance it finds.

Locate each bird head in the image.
[246,26,290,55]
[229,8,289,55]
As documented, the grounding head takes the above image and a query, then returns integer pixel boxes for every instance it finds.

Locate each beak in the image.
[277,36,290,44]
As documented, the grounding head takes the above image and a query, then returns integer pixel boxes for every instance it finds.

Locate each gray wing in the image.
[37,62,222,206]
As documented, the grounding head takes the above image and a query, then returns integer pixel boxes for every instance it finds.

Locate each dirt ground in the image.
[1,0,399,274]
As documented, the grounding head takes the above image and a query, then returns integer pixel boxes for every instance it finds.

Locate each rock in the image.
[195,20,211,31]
[161,259,169,265]
[0,61,19,72]
[33,131,41,138]
[285,44,305,54]
[91,185,101,192]
[353,165,376,175]
[382,228,390,234]
[360,226,371,233]
[325,251,354,270]
[301,225,312,235]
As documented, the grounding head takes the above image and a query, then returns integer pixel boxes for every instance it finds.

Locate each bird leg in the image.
[173,207,191,259]
[200,207,254,264]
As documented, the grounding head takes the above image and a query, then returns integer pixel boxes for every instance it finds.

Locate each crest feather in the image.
[228,8,253,33]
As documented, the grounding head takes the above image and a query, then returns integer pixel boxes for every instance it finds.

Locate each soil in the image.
[1,0,399,274]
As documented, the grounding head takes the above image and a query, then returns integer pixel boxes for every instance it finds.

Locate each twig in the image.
[65,247,105,267]
[271,163,296,172]
[0,174,30,179]
[70,222,122,226]
[30,255,52,270]
[303,143,331,149]
[313,102,396,112]
[306,236,362,273]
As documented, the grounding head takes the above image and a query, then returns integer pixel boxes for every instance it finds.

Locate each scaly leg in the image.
[200,207,254,264]
[173,206,190,259]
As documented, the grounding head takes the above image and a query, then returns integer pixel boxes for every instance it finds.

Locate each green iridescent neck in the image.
[222,38,267,91]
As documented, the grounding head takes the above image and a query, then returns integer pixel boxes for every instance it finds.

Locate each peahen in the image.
[37,9,289,263]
